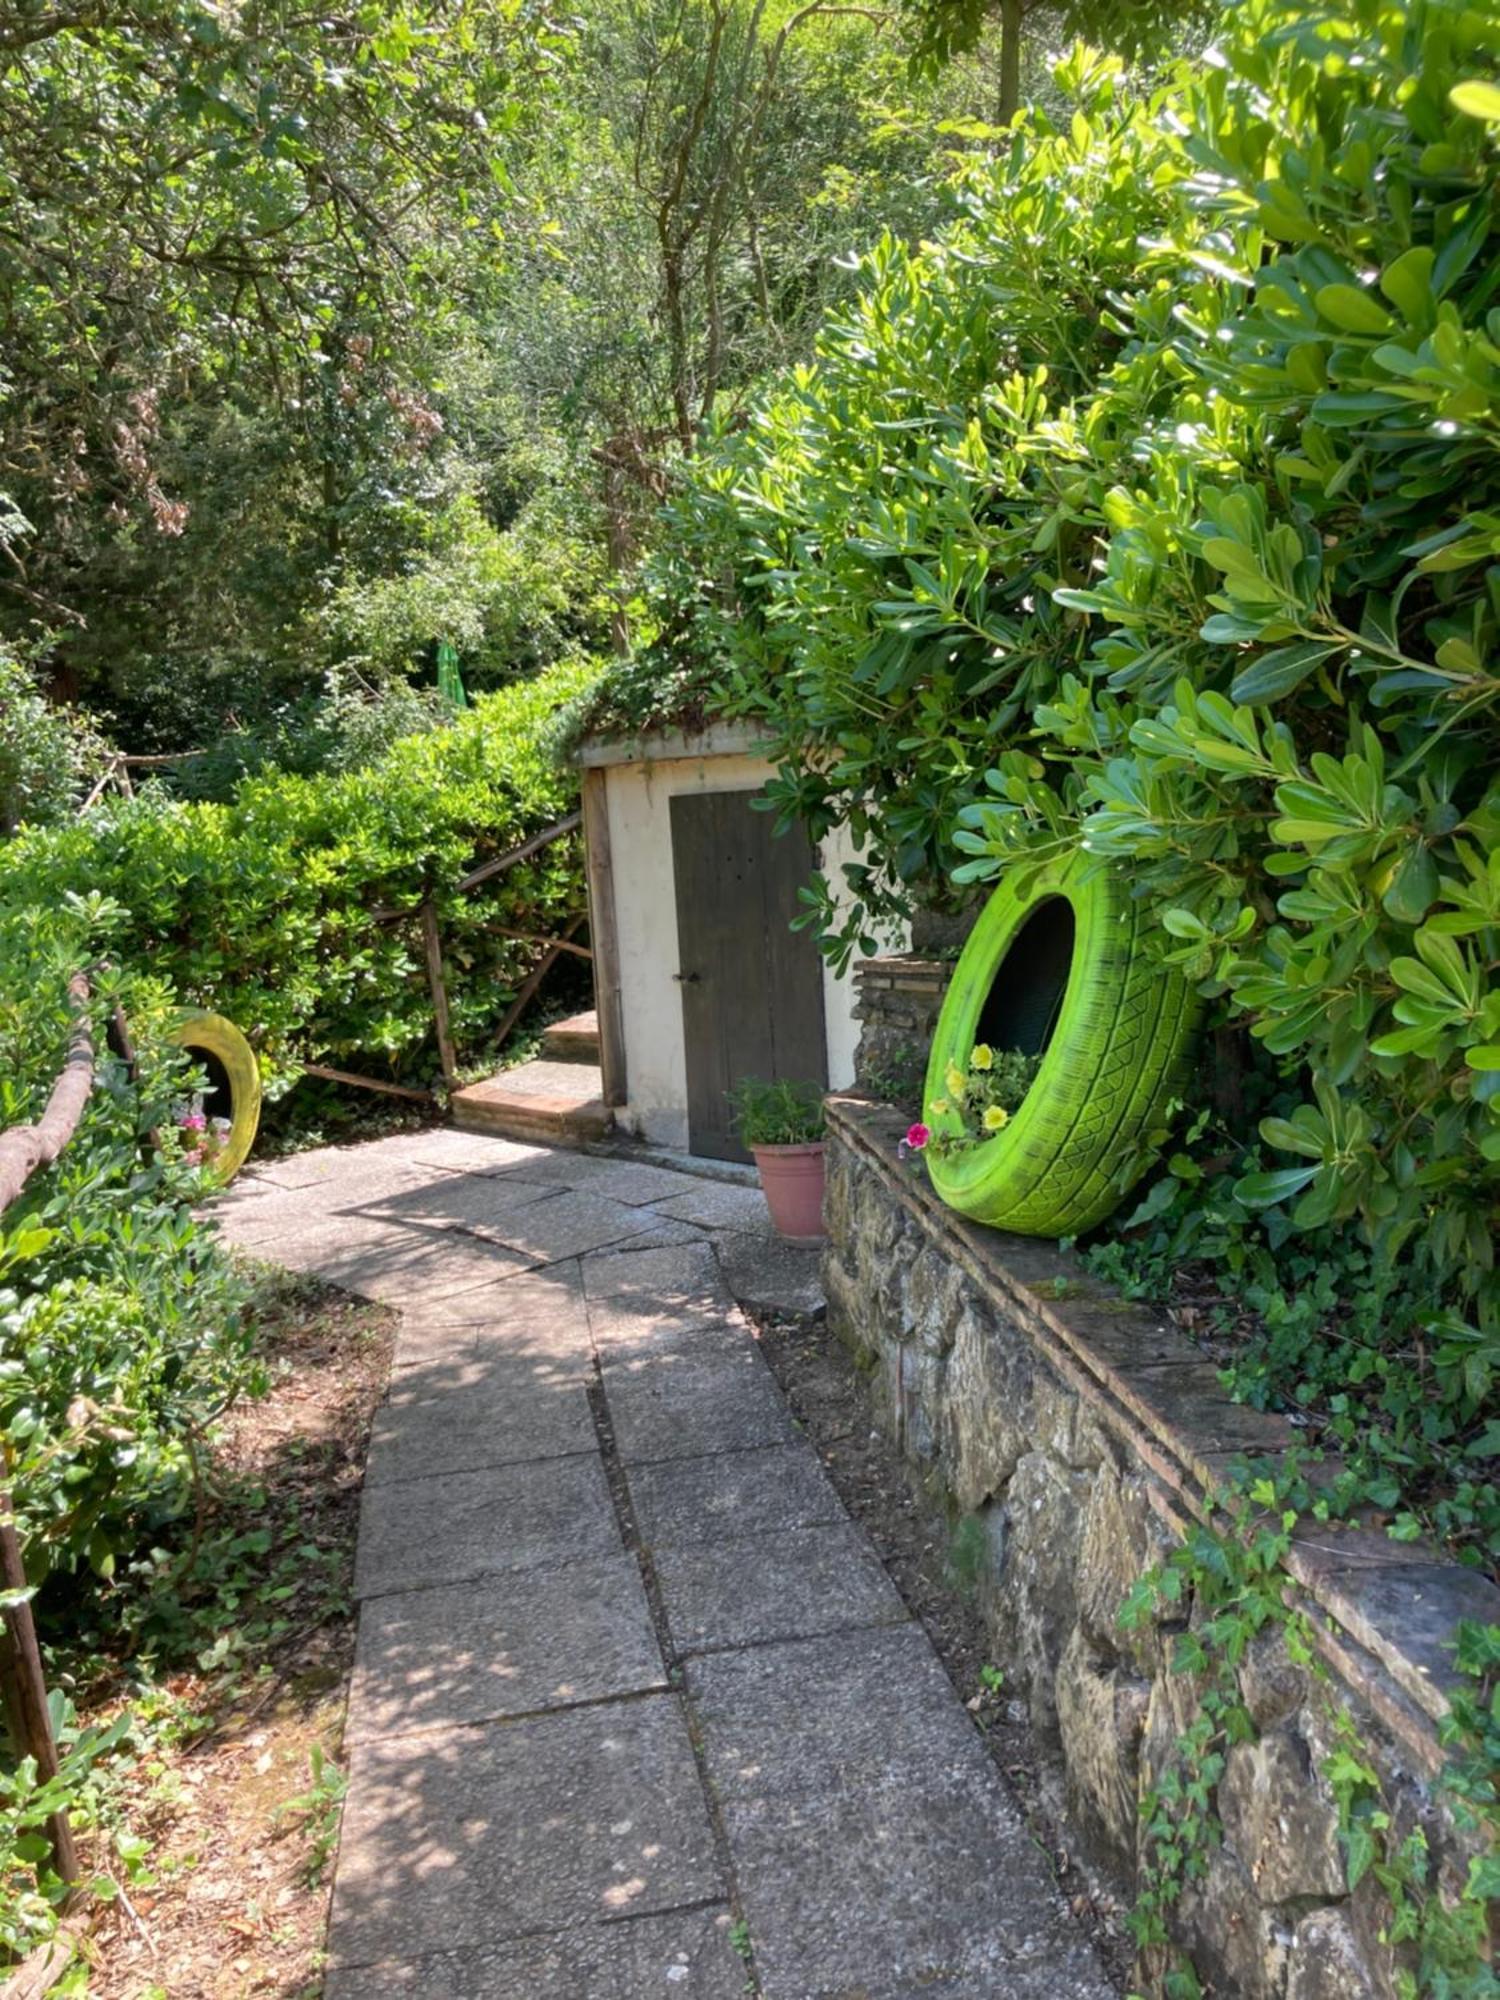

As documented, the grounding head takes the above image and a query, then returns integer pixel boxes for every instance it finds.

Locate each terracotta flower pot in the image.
[750,1140,827,1246]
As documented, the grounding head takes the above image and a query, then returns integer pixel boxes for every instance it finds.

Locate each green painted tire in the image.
[166,1010,262,1183]
[923,853,1200,1236]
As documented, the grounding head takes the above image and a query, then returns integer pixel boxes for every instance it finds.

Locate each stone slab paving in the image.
[322,1908,748,2000]
[353,1454,624,1601]
[653,1520,911,1655]
[366,1367,597,1484]
[625,1442,845,1545]
[214,1131,1115,2000]
[331,1698,723,1963]
[347,1554,667,1741]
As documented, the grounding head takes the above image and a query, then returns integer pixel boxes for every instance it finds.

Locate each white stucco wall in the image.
[592,732,904,1150]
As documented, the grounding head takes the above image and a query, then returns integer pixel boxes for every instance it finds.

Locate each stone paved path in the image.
[215,1130,1114,2000]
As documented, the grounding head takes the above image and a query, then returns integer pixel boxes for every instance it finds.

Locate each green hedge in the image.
[648,12,1500,1552]
[0,657,601,1092]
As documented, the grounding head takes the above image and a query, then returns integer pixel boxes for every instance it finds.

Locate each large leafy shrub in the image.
[313,485,610,693]
[0,648,109,835]
[648,8,1500,1549]
[0,657,601,1091]
[0,900,254,1583]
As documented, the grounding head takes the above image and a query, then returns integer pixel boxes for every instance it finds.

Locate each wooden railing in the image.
[310,809,588,1102]
[71,787,589,1102]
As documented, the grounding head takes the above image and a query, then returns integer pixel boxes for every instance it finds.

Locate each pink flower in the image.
[905,1123,930,1151]
[180,1110,207,1131]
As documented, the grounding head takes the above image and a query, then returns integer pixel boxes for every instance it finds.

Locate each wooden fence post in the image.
[581,767,628,1108]
[491,912,589,1053]
[0,1492,79,1893]
[419,901,459,1092]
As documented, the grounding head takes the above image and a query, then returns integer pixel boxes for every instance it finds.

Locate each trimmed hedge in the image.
[0,657,601,1091]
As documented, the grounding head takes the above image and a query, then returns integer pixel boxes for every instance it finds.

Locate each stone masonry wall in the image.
[822,1096,1499,2000]
[852,957,952,1108]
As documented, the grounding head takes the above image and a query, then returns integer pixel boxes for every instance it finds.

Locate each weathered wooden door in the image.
[669,790,828,1162]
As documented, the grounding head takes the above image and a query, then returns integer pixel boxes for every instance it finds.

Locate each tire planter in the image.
[923,853,1199,1236]
[166,1010,262,1183]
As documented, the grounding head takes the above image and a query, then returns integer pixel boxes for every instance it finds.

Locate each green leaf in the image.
[1231,642,1339,705]
[1315,284,1395,336]
[1343,1816,1378,1891]
[1450,79,1500,122]
[1381,843,1439,924]
[1379,246,1436,324]
[1235,1166,1320,1207]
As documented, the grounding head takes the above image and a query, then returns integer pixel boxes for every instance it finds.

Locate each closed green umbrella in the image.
[436,639,467,708]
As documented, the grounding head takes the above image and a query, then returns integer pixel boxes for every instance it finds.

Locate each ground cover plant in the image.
[68,1272,393,2000]
[1,908,392,1979]
[0,657,600,1104]
[0,907,251,1950]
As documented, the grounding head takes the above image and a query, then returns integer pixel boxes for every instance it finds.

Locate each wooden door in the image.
[669,790,828,1162]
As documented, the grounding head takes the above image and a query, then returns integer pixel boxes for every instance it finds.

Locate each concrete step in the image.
[451,1060,611,1148]
[539,1009,600,1064]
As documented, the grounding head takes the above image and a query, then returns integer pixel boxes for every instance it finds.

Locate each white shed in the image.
[579,722,900,1162]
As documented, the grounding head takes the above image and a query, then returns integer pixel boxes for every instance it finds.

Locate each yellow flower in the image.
[945,1063,966,1098]
[970,1044,994,1071]
[983,1104,1010,1132]
[929,1097,951,1117]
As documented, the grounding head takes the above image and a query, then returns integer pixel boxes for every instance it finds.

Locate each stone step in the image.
[539,1009,600,1064]
[451,1060,611,1148]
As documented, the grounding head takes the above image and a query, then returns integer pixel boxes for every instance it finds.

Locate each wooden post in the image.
[299,1065,437,1105]
[492,914,587,1051]
[0,972,94,1213]
[419,900,459,1092]
[581,766,628,1108]
[0,1493,79,1893]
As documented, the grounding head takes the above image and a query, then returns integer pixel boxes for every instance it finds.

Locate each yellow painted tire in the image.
[166,1010,262,1182]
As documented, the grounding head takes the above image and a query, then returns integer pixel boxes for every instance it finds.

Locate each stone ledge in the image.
[825,1094,1500,1765]
[853,956,953,990]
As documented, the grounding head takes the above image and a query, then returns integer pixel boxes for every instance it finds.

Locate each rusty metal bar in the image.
[0,973,93,1212]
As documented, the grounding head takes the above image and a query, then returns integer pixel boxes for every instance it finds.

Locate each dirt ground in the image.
[78,1277,394,2000]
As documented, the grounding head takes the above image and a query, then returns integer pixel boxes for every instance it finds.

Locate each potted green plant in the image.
[728,1077,827,1245]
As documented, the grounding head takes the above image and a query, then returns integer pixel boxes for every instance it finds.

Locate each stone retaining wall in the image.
[852,957,952,1106]
[822,1095,1499,2000]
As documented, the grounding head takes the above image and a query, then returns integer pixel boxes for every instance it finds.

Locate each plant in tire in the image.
[925,1042,1041,1154]
[921,854,1201,1233]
